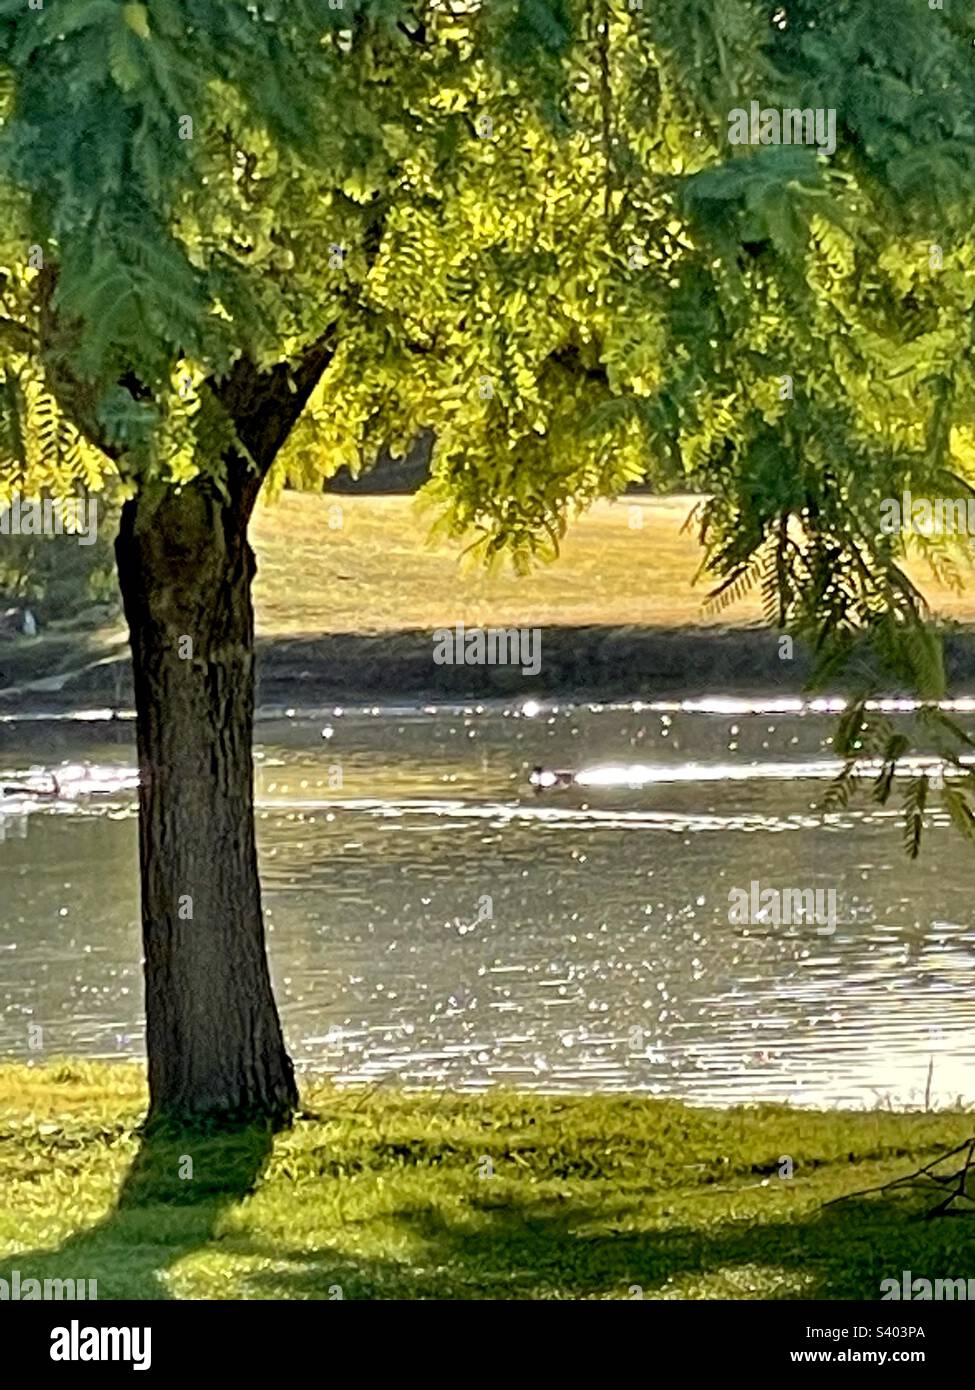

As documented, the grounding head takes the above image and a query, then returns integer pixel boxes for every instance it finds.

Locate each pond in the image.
[1,696,973,1109]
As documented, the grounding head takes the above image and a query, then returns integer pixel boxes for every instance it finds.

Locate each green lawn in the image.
[2,1062,974,1300]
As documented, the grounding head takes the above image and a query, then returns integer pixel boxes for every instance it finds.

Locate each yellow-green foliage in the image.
[4,1,975,847]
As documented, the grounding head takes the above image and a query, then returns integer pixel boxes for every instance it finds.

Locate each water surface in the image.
[1,697,973,1109]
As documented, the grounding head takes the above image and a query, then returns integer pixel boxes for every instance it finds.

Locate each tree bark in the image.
[116,468,297,1128]
[39,265,340,1126]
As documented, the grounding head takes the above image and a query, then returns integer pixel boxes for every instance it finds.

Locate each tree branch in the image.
[396,16,428,46]
[210,326,339,466]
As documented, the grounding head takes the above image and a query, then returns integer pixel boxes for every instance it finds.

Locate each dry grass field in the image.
[249,491,975,637]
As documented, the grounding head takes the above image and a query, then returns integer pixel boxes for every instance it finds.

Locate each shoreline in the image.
[5,622,975,715]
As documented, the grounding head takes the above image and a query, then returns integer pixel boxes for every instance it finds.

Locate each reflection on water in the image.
[1,697,974,1109]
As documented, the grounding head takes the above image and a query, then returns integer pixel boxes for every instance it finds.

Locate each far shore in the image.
[9,623,975,715]
[4,492,975,713]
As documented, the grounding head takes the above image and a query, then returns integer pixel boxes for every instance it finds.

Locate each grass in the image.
[2,1062,975,1300]
[249,492,975,637]
[250,493,733,635]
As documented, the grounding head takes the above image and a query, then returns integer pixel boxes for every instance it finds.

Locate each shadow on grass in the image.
[0,1124,274,1299]
[235,1186,975,1301]
[5,1138,975,1300]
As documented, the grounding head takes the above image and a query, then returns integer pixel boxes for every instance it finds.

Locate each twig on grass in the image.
[824,1137,975,1219]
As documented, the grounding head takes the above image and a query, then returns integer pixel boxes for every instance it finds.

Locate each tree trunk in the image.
[115,471,297,1128]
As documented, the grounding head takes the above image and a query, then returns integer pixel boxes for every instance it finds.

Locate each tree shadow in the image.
[231,1186,975,1301]
[7,1134,975,1300]
[0,1123,274,1300]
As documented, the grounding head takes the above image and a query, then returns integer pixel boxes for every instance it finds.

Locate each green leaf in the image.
[107,26,145,95]
[122,3,151,40]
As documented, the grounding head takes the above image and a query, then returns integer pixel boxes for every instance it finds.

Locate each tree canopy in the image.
[3,0,975,847]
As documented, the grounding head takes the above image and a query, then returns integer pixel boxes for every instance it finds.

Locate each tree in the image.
[0,0,605,1126]
[2,0,974,1125]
